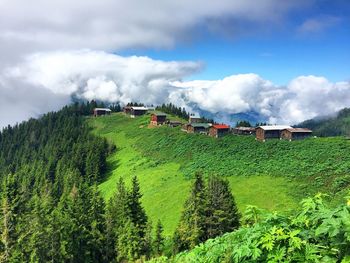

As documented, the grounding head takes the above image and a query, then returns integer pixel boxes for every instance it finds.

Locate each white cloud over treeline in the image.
[1,50,349,128]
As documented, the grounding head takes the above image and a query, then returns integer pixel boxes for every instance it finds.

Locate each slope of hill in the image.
[149,194,350,262]
[88,113,350,236]
[297,107,350,137]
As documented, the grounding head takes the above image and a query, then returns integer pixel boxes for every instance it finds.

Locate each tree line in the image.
[0,103,111,262]
[156,103,216,124]
[156,103,190,120]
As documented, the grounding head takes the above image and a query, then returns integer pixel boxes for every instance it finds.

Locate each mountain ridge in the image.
[296,107,350,136]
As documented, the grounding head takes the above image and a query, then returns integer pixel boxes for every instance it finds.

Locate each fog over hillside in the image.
[1,50,350,128]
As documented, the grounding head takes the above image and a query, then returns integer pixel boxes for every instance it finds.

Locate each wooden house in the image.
[168,120,182,127]
[189,114,201,124]
[186,123,211,134]
[209,124,230,138]
[256,125,292,142]
[130,106,148,118]
[123,106,132,115]
[150,112,167,125]
[181,124,189,132]
[280,128,312,141]
[232,127,256,135]
[93,108,111,117]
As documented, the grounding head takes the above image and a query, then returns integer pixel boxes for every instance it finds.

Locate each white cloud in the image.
[170,74,277,114]
[5,50,201,103]
[278,76,350,123]
[0,0,309,68]
[0,50,201,127]
[1,50,349,128]
[1,0,335,128]
[297,15,341,34]
[172,74,350,124]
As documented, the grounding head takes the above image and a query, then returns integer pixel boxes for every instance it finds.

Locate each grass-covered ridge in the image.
[88,113,350,235]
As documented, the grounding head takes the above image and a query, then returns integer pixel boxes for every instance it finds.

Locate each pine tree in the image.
[153,219,164,256]
[0,191,14,263]
[174,174,241,253]
[106,177,131,261]
[117,219,142,262]
[26,192,54,263]
[128,176,148,246]
[236,120,252,127]
[174,172,207,252]
[85,151,99,183]
[106,176,150,261]
[129,176,147,237]
[144,220,153,260]
[205,176,240,239]
[88,184,106,263]
[56,182,106,263]
[0,175,21,262]
[56,184,86,262]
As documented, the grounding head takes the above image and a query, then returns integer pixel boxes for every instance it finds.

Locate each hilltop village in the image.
[93,105,313,141]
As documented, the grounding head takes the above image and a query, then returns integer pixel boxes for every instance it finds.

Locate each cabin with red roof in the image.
[209,124,230,138]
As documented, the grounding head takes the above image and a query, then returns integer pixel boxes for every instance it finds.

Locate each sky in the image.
[0,0,349,128]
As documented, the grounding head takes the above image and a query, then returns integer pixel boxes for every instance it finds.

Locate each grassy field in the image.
[88,113,350,236]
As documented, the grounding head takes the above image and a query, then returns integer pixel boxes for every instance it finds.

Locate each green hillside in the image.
[88,113,350,236]
[297,107,350,137]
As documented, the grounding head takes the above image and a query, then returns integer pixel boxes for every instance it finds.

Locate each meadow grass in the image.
[87,113,312,235]
[88,113,350,235]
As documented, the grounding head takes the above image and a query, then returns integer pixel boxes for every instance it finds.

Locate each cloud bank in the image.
[1,50,349,128]
[0,0,308,65]
[2,0,345,128]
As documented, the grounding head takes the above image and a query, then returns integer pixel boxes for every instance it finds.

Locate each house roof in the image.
[235,127,256,131]
[189,123,211,128]
[189,114,201,119]
[212,124,230,129]
[94,108,111,111]
[258,125,292,131]
[152,111,167,117]
[285,128,312,133]
[131,106,148,111]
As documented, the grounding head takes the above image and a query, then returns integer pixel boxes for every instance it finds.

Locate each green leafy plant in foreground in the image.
[149,193,350,262]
